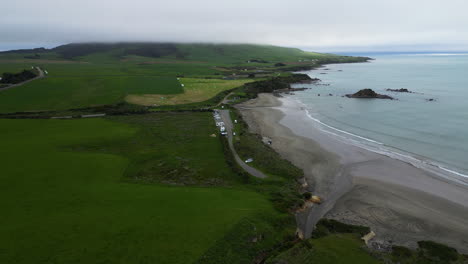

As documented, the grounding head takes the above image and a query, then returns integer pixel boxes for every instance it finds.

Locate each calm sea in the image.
[291,53,468,178]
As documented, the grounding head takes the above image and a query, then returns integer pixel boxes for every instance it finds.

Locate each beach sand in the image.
[237,93,468,253]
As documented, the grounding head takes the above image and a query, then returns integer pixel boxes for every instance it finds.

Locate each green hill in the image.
[1,42,329,62]
[0,43,368,113]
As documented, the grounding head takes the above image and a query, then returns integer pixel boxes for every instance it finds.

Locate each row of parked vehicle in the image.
[213,110,227,136]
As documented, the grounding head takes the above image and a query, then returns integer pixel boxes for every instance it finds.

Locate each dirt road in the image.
[0,67,45,91]
[218,109,266,179]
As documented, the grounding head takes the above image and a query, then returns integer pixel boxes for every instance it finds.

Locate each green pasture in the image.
[0,43,347,113]
[266,234,380,264]
[126,78,252,106]
[0,114,275,264]
[0,75,181,112]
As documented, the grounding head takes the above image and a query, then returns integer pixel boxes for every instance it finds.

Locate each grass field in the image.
[0,115,276,264]
[266,234,380,264]
[0,43,361,113]
[126,78,252,106]
[0,76,182,113]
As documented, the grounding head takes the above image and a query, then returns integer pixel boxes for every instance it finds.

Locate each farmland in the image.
[0,114,278,264]
[0,43,367,113]
[0,43,382,264]
[126,78,254,106]
[0,76,182,113]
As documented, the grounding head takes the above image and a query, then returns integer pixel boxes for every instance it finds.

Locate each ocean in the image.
[290,53,468,179]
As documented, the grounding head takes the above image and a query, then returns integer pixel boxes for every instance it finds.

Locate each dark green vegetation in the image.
[266,220,380,263]
[243,73,313,98]
[267,234,380,264]
[95,113,241,186]
[265,220,468,264]
[311,219,370,238]
[0,69,37,84]
[383,241,467,264]
[228,108,305,213]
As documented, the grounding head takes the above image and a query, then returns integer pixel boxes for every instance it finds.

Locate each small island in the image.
[346,89,394,99]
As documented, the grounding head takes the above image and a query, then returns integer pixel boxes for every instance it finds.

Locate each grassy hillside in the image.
[0,42,327,62]
[0,43,368,113]
[0,114,279,264]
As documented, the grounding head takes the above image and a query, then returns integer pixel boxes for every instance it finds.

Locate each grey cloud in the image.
[1,0,467,52]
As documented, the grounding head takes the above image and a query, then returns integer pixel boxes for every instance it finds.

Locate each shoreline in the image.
[237,93,468,253]
[293,60,468,181]
[292,96,468,186]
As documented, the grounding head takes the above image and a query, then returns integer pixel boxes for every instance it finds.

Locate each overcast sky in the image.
[2,0,468,52]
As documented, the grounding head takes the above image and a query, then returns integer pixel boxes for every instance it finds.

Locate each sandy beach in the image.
[237,93,468,253]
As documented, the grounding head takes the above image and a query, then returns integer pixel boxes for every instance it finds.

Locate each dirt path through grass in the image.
[0,66,45,91]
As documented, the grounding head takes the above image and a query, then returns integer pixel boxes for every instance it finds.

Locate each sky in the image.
[2,0,468,52]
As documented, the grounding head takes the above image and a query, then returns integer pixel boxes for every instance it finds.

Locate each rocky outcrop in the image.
[346,89,394,100]
[297,77,321,84]
[386,88,412,93]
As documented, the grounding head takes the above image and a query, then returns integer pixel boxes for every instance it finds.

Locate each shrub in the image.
[315,219,370,237]
[0,69,37,84]
[417,240,458,262]
[303,192,312,200]
[311,224,329,239]
[392,245,413,258]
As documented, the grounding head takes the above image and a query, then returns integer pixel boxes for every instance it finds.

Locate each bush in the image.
[269,183,304,212]
[417,241,458,263]
[303,192,312,200]
[0,69,37,84]
[392,245,413,258]
[315,219,370,237]
[311,224,330,239]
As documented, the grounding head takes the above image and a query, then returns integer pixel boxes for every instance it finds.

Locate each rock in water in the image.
[386,88,412,93]
[346,89,394,100]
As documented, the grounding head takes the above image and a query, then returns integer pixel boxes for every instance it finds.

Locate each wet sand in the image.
[237,93,468,253]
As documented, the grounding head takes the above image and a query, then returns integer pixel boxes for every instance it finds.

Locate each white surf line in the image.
[291,99,468,182]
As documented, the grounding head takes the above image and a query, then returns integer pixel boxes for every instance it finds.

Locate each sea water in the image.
[290,53,468,178]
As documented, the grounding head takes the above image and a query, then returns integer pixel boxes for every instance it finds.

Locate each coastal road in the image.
[0,67,45,91]
[218,109,266,179]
